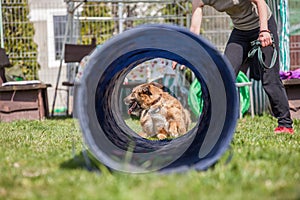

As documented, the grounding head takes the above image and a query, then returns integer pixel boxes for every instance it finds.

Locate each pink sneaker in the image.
[274,126,294,135]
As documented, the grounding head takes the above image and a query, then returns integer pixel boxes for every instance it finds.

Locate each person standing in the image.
[179,0,294,134]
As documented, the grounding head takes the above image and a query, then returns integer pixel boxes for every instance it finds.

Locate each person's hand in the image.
[172,61,186,70]
[258,30,272,47]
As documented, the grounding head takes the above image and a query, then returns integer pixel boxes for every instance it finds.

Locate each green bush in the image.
[2,0,39,80]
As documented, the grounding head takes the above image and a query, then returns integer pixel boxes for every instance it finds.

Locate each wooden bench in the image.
[0,83,50,122]
[283,78,300,119]
[0,48,50,122]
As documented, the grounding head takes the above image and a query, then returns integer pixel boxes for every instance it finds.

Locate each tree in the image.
[2,0,39,80]
[80,2,114,44]
[162,0,190,27]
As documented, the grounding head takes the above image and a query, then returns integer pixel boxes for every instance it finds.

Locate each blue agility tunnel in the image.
[74,24,239,173]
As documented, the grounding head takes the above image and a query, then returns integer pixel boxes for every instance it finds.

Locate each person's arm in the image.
[172,0,204,69]
[251,0,272,47]
[190,0,204,34]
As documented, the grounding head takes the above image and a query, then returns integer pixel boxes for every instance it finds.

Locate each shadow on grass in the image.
[60,147,233,174]
[47,115,73,121]
[60,151,106,173]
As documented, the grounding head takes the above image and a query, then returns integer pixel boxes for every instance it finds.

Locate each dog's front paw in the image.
[157,133,167,140]
[137,132,148,138]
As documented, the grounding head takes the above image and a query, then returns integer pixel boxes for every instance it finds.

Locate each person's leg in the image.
[224,29,258,76]
[260,16,293,130]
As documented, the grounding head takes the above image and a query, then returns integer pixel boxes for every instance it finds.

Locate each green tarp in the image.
[188,71,250,117]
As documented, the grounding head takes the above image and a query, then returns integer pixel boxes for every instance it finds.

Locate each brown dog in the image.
[124,82,191,139]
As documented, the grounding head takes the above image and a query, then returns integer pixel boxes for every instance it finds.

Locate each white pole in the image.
[118,1,123,33]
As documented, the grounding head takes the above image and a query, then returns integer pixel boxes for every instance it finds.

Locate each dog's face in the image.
[123,82,164,116]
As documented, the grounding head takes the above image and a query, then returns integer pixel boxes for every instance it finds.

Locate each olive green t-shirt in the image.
[200,0,272,30]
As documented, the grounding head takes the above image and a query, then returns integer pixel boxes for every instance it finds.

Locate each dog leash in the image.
[247,33,277,69]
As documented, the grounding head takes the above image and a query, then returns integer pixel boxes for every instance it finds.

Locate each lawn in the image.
[0,115,299,200]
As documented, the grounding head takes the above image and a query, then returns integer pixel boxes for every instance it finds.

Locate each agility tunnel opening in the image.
[74,24,239,173]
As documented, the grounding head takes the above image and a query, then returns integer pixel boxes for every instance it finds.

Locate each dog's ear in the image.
[142,85,152,95]
[150,82,163,89]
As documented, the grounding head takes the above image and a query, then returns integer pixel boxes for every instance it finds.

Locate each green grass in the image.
[0,115,299,200]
